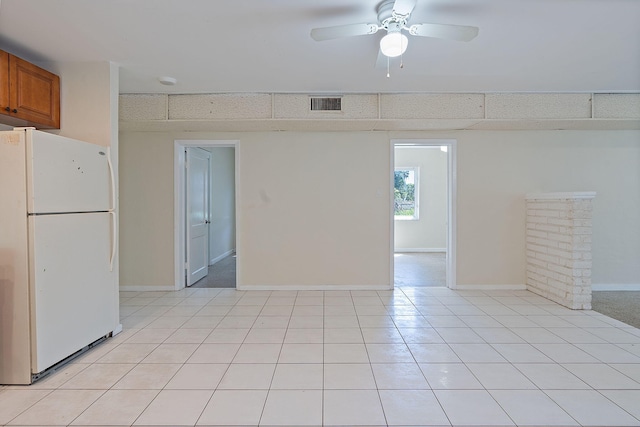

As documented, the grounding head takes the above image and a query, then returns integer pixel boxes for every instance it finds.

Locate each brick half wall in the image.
[525,192,596,309]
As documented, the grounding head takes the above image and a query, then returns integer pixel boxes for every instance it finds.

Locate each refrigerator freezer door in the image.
[29,212,116,373]
[26,131,111,214]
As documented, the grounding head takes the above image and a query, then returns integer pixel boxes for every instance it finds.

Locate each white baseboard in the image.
[119,285,176,292]
[592,283,640,291]
[237,284,393,291]
[209,249,235,266]
[453,284,527,290]
[394,248,446,253]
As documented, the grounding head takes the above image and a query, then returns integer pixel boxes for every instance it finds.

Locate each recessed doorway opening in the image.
[391,140,456,288]
[174,140,239,290]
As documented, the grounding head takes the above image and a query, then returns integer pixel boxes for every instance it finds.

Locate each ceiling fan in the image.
[310,0,479,61]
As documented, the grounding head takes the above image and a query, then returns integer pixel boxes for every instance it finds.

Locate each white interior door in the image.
[186,147,211,286]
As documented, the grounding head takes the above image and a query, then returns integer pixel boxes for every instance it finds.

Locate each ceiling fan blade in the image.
[392,0,417,16]
[311,23,379,41]
[375,49,387,69]
[409,23,479,42]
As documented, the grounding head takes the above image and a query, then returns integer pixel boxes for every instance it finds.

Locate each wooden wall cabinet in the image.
[0,50,60,129]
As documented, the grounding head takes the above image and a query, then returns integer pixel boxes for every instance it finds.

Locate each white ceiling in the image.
[1,0,639,94]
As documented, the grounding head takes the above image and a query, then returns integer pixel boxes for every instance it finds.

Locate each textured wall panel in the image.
[168,94,272,120]
[380,94,484,119]
[120,92,639,131]
[486,94,591,119]
[274,94,378,119]
[594,94,640,118]
[119,94,167,121]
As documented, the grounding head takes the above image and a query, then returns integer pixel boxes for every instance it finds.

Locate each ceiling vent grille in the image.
[310,97,342,111]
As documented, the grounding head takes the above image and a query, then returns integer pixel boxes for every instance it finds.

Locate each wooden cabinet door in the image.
[0,51,9,117]
[8,54,60,129]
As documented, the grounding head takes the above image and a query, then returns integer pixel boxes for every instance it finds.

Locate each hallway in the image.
[191,255,236,289]
[394,252,446,287]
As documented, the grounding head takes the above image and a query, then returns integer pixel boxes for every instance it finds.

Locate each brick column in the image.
[525,192,596,309]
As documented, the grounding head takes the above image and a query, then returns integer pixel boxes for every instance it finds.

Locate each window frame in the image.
[394,167,419,221]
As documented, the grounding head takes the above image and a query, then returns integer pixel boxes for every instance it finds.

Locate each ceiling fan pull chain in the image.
[400,33,405,69]
[387,55,391,78]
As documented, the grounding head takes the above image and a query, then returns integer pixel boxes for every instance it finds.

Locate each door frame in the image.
[174,140,239,290]
[390,139,457,289]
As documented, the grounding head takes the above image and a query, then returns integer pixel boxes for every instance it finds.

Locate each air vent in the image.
[310,97,342,111]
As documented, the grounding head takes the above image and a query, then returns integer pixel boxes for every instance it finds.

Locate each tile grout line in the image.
[5,285,640,426]
[190,312,239,425]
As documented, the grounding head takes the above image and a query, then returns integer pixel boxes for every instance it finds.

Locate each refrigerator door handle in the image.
[109,211,116,272]
[107,147,116,211]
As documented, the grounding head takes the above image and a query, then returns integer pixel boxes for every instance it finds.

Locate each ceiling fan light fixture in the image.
[380,31,408,57]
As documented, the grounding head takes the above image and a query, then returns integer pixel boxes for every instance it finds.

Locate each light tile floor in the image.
[2,287,640,426]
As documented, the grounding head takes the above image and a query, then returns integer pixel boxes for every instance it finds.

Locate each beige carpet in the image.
[591,291,640,328]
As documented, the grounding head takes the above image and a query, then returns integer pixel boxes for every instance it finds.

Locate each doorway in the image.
[391,140,456,288]
[174,140,239,290]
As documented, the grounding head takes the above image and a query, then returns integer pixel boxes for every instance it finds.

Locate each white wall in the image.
[452,130,640,288]
[118,129,640,290]
[394,146,447,251]
[42,62,118,148]
[207,147,236,264]
[119,131,392,289]
[119,132,174,286]
[238,132,391,289]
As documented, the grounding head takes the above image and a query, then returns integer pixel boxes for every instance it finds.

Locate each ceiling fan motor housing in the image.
[386,21,403,34]
[378,0,410,29]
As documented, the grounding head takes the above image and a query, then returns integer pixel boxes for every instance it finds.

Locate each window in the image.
[394,167,419,220]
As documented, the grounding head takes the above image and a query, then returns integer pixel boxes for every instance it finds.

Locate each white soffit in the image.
[594,94,640,118]
[485,94,592,119]
[274,94,378,119]
[119,93,640,131]
[119,94,168,121]
[168,94,272,120]
[467,119,640,131]
[380,94,485,119]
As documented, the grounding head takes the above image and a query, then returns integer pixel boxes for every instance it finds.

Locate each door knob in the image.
[4,107,9,112]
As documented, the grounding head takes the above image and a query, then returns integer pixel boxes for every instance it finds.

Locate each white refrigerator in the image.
[0,128,120,385]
